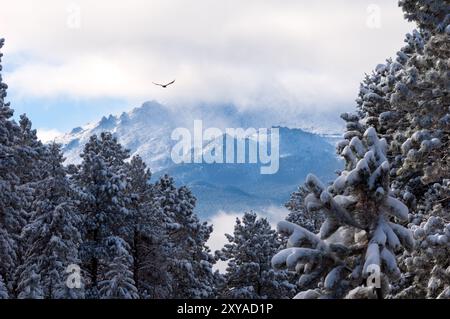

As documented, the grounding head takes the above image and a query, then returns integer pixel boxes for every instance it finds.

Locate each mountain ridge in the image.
[56,101,343,217]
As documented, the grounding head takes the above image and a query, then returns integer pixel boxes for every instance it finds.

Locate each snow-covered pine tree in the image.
[0,275,8,299]
[272,127,414,299]
[392,0,449,299]
[353,28,426,142]
[323,0,449,299]
[75,132,136,298]
[394,180,450,299]
[0,38,24,297]
[14,113,47,235]
[124,155,171,298]
[16,143,84,299]
[17,264,43,299]
[154,175,216,299]
[390,25,449,191]
[399,0,450,32]
[218,212,295,299]
[285,185,324,232]
[10,114,51,296]
[98,237,139,299]
[283,185,326,291]
[349,0,449,201]
[16,114,47,184]
[124,155,151,296]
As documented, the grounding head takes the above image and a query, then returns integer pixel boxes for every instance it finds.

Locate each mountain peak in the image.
[129,100,171,123]
[98,114,117,129]
[70,126,83,134]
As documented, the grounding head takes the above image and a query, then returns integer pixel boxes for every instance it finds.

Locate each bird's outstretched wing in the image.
[153,79,175,88]
[165,79,176,86]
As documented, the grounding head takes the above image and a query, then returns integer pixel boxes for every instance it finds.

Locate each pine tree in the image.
[0,38,22,296]
[350,0,449,202]
[124,155,170,298]
[98,237,139,299]
[339,0,450,299]
[154,175,216,298]
[17,264,43,299]
[16,114,47,184]
[273,128,414,299]
[75,132,136,298]
[390,31,449,190]
[393,1,449,299]
[394,181,450,299]
[219,212,295,299]
[124,155,151,296]
[17,143,84,299]
[284,185,325,291]
[10,114,49,296]
[285,185,324,233]
[399,0,450,32]
[0,275,8,299]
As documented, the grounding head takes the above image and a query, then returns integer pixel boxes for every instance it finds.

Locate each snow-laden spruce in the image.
[350,6,449,192]
[218,212,295,299]
[272,127,414,298]
[399,0,450,32]
[99,237,139,299]
[344,0,449,298]
[74,132,137,298]
[285,185,324,233]
[389,27,449,188]
[17,264,44,299]
[407,215,449,298]
[16,143,84,299]
[0,275,8,299]
[154,175,216,299]
[123,155,171,298]
[0,38,19,296]
[0,39,46,297]
[394,180,450,299]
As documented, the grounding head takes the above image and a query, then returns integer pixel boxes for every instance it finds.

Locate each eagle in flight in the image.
[153,79,176,88]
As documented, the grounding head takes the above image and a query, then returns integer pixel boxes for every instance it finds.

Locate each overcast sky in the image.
[0,0,414,139]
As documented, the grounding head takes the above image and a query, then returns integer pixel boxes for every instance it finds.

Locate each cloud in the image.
[1,0,414,122]
[207,206,289,272]
[36,128,63,143]
[207,211,241,272]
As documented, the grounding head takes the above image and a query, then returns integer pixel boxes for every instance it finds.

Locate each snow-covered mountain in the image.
[58,101,177,171]
[57,101,343,217]
[159,127,342,216]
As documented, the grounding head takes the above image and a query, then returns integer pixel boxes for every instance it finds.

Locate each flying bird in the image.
[153,79,176,88]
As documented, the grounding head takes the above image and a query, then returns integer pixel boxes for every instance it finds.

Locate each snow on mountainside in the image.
[160,127,342,216]
[57,101,177,171]
[57,101,343,217]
